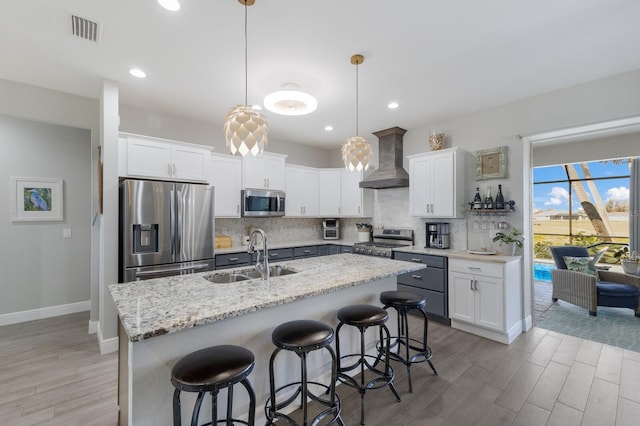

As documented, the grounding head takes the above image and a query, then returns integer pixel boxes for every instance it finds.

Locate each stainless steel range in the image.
[353,228,414,258]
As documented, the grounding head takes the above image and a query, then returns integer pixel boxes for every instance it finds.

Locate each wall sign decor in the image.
[10,176,64,222]
[475,146,508,180]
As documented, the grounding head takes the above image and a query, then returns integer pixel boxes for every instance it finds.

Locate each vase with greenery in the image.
[492,227,524,256]
[614,247,640,274]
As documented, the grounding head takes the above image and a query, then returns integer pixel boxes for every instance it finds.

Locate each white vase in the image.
[357,231,371,242]
[501,242,516,256]
[621,260,639,275]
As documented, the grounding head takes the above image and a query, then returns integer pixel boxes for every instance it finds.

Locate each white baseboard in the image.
[98,325,119,354]
[88,320,98,334]
[0,301,90,327]
[523,315,533,331]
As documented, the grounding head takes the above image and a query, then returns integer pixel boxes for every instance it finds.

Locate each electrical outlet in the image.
[63,228,72,239]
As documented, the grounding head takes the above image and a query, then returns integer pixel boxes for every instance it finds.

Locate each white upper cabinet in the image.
[340,169,373,217]
[408,147,466,218]
[122,134,210,182]
[285,166,319,217]
[242,152,287,190]
[318,169,341,217]
[209,153,242,218]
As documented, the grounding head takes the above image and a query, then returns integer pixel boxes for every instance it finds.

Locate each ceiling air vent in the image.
[71,15,99,42]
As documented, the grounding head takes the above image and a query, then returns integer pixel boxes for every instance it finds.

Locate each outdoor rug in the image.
[537,300,640,353]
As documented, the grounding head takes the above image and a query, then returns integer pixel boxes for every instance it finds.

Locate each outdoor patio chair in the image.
[550,246,640,317]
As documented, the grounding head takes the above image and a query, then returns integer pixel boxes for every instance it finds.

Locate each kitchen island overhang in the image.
[110,254,426,425]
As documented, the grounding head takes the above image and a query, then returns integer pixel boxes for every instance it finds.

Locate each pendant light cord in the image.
[355,61,359,137]
[244,1,248,106]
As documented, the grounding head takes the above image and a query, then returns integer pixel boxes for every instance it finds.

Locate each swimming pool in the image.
[533,262,556,282]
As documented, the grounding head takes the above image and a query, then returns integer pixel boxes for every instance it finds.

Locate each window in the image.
[533,159,633,262]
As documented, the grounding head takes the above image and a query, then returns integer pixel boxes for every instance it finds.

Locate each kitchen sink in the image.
[204,265,297,284]
[204,272,251,284]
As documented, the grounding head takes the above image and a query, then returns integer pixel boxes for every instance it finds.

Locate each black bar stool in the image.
[266,319,343,426]
[379,290,437,393]
[171,344,256,426]
[335,304,400,425]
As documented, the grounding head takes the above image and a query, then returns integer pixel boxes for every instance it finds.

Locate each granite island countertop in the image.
[109,253,426,343]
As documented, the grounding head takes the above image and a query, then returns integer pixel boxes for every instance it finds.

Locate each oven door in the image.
[241,189,285,217]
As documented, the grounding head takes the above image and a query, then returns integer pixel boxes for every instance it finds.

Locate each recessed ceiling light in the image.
[157,0,180,11]
[129,68,147,78]
[264,83,317,116]
[387,102,399,109]
[324,125,334,131]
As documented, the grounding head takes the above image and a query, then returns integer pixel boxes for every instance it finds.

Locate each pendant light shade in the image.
[342,54,373,171]
[342,136,373,172]
[224,105,269,156]
[224,0,268,156]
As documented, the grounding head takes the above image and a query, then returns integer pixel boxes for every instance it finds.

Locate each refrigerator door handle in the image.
[170,188,176,258]
[176,189,182,257]
[135,263,211,277]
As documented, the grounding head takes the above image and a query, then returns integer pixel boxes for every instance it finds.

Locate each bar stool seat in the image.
[171,344,256,425]
[379,290,437,393]
[336,304,400,425]
[266,319,343,426]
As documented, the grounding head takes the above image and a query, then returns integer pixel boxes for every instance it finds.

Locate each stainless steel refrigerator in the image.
[119,179,215,282]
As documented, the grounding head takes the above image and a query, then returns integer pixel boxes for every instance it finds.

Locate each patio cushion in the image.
[563,256,598,279]
[597,282,640,309]
[551,246,590,269]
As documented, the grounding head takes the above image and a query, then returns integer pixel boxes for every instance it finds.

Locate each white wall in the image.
[0,114,91,320]
[119,105,334,167]
[533,132,640,167]
[0,79,100,327]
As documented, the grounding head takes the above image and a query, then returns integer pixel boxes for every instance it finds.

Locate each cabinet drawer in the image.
[215,252,251,268]
[393,252,445,269]
[251,248,293,263]
[294,246,319,258]
[397,268,445,292]
[338,245,352,253]
[449,259,503,278]
[398,284,446,318]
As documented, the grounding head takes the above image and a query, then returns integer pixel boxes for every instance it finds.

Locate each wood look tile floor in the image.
[1,312,639,425]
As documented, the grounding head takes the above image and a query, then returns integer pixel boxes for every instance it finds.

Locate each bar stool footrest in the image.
[265,381,342,426]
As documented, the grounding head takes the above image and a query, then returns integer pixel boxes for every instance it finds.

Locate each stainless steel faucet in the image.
[247,228,269,281]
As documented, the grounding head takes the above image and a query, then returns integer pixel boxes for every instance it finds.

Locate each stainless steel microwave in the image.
[241,189,285,217]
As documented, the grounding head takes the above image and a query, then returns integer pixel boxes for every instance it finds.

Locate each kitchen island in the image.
[110,253,426,425]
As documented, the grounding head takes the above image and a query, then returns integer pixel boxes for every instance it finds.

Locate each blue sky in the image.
[533,160,631,212]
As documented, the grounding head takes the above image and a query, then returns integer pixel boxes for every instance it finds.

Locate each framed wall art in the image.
[10,176,64,222]
[475,146,508,180]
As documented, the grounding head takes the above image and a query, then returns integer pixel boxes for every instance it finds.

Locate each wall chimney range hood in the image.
[359,126,409,189]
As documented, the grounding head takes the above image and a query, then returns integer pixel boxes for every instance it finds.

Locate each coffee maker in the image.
[426,222,450,249]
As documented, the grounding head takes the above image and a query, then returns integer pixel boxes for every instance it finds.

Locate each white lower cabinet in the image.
[448,256,522,344]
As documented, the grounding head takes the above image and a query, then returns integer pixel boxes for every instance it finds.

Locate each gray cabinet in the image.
[294,246,319,258]
[251,247,293,263]
[215,253,251,269]
[394,252,449,324]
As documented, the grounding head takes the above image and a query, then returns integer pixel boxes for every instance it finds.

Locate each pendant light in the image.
[341,54,373,172]
[224,0,269,157]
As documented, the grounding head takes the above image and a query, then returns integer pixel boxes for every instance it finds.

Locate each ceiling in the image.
[2,0,640,149]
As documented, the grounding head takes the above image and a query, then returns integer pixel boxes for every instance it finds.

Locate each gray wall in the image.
[0,79,100,325]
[0,114,91,315]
